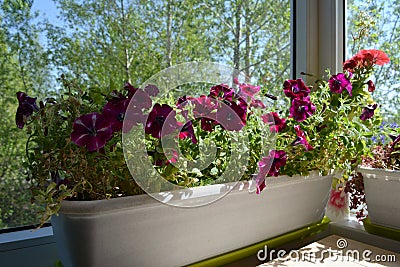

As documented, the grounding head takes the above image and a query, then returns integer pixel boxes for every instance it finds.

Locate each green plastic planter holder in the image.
[187,216,331,267]
[363,218,400,242]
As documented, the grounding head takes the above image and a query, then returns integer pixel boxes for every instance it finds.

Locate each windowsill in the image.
[0,226,54,251]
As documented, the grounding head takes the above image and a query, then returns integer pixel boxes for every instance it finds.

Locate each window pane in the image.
[347,0,400,121]
[1,0,291,230]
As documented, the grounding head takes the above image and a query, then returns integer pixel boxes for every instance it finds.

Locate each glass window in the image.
[1,0,291,230]
[347,0,400,122]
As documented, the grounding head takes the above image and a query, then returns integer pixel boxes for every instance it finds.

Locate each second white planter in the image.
[52,172,333,267]
[358,166,400,230]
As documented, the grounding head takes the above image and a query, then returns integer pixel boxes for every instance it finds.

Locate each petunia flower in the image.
[343,57,359,72]
[360,104,378,121]
[237,82,260,100]
[144,84,159,97]
[70,112,113,152]
[253,150,287,194]
[292,125,313,151]
[367,80,375,92]
[102,97,129,132]
[289,96,316,122]
[179,121,198,143]
[105,89,152,133]
[216,100,247,131]
[209,84,234,101]
[145,103,180,139]
[343,49,389,71]
[261,112,287,133]
[250,99,266,109]
[358,49,390,67]
[283,79,310,99]
[328,73,352,96]
[16,92,40,129]
[191,95,218,132]
[192,95,217,117]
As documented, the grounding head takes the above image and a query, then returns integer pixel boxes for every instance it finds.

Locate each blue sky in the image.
[32,0,62,25]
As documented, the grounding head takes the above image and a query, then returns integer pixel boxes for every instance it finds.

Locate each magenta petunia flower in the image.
[216,100,247,131]
[253,150,288,193]
[201,118,217,132]
[289,96,316,122]
[367,80,375,92]
[328,73,352,96]
[250,99,266,108]
[209,84,234,101]
[360,104,378,121]
[145,104,180,139]
[261,112,287,133]
[283,79,310,99]
[191,95,218,132]
[104,89,152,133]
[70,112,113,152]
[192,95,217,117]
[102,97,129,132]
[237,82,260,100]
[292,125,313,151]
[16,92,40,129]
[124,82,138,98]
[144,84,159,97]
[179,121,198,143]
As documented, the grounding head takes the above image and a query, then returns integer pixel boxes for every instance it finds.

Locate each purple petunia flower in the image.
[283,79,310,99]
[250,99,266,109]
[191,95,218,132]
[104,89,152,133]
[289,96,316,122]
[144,84,159,97]
[192,95,217,117]
[253,150,287,194]
[292,125,313,151]
[360,104,378,121]
[261,112,287,133]
[16,92,40,129]
[70,112,113,152]
[179,121,198,143]
[103,97,129,132]
[145,104,180,139]
[367,80,375,93]
[209,84,234,101]
[237,82,260,100]
[216,100,247,131]
[328,73,352,96]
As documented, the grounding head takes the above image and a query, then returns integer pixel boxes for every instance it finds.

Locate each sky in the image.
[31,0,62,25]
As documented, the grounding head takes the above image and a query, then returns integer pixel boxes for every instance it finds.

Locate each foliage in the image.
[16,48,387,226]
[271,50,389,182]
[0,0,51,229]
[347,0,400,122]
[346,125,400,220]
[45,0,290,94]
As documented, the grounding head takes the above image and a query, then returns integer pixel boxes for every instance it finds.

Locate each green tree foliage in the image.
[348,0,400,121]
[47,0,291,94]
[0,0,51,228]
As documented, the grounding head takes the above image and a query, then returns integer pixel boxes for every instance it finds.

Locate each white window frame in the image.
[292,0,345,82]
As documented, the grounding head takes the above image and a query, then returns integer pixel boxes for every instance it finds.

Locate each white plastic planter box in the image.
[52,172,333,267]
[358,167,400,230]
